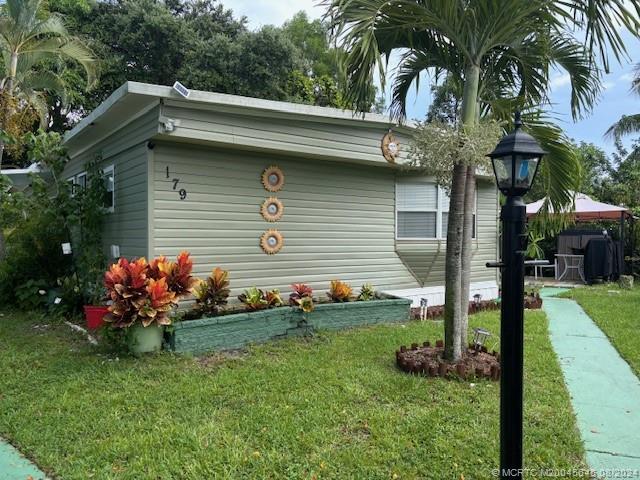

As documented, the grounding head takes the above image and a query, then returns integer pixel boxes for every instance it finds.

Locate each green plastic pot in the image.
[128,324,164,355]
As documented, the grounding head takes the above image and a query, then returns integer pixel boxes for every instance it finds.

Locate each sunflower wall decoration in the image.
[261,197,284,222]
[261,165,285,192]
[381,131,400,163]
[260,229,284,255]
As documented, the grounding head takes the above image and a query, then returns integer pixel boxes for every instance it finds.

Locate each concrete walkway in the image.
[541,288,640,476]
[0,439,46,479]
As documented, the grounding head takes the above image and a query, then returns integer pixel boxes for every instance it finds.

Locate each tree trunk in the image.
[443,162,467,360]
[459,164,476,349]
[443,63,480,361]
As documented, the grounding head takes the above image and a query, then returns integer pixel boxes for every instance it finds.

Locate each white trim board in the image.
[384,280,499,307]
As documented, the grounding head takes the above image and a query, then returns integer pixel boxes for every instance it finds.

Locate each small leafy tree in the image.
[0,131,107,314]
[408,121,502,190]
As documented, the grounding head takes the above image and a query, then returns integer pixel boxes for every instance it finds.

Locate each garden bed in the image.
[171,295,411,355]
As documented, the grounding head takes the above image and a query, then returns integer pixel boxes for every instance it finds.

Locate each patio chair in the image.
[534,258,557,280]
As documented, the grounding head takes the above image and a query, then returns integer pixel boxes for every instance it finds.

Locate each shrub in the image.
[238,287,283,311]
[192,267,231,316]
[104,252,196,328]
[327,280,352,302]
[357,283,376,301]
[15,280,49,311]
[289,283,314,312]
[0,132,107,315]
[296,296,314,313]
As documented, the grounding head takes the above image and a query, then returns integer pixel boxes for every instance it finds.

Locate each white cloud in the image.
[602,80,616,90]
[550,73,571,89]
[223,0,323,28]
[619,72,635,83]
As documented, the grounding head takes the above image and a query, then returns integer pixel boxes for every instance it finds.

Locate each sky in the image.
[224,0,640,155]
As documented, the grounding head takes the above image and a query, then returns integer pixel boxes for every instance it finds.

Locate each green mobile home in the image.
[63,82,499,306]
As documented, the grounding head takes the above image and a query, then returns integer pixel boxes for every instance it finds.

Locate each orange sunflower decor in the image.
[260,229,284,255]
[104,251,197,328]
[260,197,284,222]
[261,165,284,192]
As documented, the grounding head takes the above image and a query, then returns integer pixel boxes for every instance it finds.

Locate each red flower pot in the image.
[84,305,109,330]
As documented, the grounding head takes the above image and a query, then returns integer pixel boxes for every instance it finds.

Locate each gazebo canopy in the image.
[526,192,630,221]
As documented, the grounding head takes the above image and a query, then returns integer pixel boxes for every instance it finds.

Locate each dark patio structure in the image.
[526,193,634,283]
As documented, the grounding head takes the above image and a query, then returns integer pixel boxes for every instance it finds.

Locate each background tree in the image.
[0,0,97,166]
[326,0,640,361]
[46,1,382,132]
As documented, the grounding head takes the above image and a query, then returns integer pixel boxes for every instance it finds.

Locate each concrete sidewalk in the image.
[0,439,46,479]
[541,288,640,476]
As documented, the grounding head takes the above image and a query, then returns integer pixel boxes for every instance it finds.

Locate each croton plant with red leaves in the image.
[104,252,197,328]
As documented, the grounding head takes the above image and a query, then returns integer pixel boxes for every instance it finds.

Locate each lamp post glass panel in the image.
[487,111,546,478]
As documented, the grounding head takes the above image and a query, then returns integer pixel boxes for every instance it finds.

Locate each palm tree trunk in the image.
[444,162,467,360]
[459,164,476,349]
[443,63,479,361]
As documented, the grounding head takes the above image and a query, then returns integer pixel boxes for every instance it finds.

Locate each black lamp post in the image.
[487,111,547,478]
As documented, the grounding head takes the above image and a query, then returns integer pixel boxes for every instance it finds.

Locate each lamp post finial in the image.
[514,110,522,129]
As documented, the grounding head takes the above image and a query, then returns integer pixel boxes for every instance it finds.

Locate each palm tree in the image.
[325,0,640,361]
[606,64,640,140]
[0,0,97,167]
[0,0,97,261]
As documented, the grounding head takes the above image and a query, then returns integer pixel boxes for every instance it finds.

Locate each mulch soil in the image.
[396,340,501,380]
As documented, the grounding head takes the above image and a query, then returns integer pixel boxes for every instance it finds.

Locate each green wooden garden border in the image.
[170,296,411,355]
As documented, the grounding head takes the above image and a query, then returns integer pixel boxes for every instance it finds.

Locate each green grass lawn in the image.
[560,284,640,376]
[0,310,584,479]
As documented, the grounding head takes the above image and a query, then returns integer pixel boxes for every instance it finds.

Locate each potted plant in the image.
[103,252,196,354]
[83,280,109,330]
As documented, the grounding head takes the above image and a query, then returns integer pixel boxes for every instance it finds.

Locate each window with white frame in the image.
[66,171,87,196]
[76,172,87,191]
[103,165,114,212]
[396,179,476,240]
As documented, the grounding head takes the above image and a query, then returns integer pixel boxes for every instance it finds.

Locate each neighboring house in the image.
[63,82,499,306]
[0,163,51,192]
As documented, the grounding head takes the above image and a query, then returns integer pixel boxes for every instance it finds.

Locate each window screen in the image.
[396,181,438,239]
[396,179,478,240]
[398,212,437,238]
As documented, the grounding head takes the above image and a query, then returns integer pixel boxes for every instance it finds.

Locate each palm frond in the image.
[605,114,640,141]
[524,114,581,212]
[630,63,640,97]
[390,42,462,120]
[21,37,98,88]
[28,14,68,39]
[547,33,601,120]
[551,0,640,72]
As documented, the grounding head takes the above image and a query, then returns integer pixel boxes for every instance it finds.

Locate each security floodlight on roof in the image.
[172,81,190,99]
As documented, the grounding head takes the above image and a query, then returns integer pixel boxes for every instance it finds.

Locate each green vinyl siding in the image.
[62,107,159,259]
[395,180,499,286]
[159,100,411,166]
[152,143,418,295]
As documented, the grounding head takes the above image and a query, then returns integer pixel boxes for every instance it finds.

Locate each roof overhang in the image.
[64,82,416,166]
[0,163,52,191]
